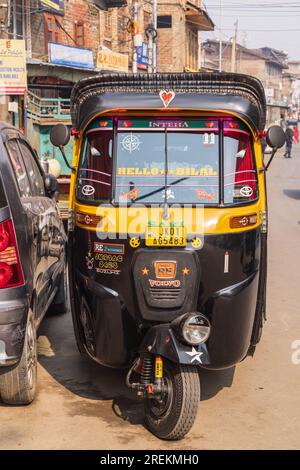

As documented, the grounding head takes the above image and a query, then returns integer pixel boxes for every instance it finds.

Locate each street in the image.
[1,144,300,450]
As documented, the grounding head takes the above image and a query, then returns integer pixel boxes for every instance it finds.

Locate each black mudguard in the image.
[139,324,210,366]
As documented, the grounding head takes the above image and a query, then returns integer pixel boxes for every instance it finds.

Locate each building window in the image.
[157,15,172,28]
[105,11,112,36]
[74,21,85,47]
[44,14,62,50]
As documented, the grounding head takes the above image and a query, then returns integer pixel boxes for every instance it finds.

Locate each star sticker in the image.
[186,348,204,364]
[142,267,149,275]
[182,267,190,276]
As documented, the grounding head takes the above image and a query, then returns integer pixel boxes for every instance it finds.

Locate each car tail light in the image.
[0,218,24,288]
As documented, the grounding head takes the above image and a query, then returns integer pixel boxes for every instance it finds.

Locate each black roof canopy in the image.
[71,72,267,132]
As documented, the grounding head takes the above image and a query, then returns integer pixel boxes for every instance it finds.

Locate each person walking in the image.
[293,126,299,144]
[284,126,294,158]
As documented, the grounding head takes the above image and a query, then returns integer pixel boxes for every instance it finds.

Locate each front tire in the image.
[0,311,37,405]
[144,360,200,441]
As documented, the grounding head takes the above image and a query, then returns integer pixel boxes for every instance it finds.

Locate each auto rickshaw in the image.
[50,73,286,440]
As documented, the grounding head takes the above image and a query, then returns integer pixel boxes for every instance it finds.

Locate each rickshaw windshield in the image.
[76,118,258,205]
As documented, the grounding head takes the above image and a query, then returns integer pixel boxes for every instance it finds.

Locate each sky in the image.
[202,0,300,60]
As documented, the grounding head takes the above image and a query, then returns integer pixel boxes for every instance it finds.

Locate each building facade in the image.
[202,40,289,125]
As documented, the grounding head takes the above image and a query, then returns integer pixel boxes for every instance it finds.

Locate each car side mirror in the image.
[50,124,70,147]
[264,125,287,171]
[45,173,58,199]
[266,125,286,149]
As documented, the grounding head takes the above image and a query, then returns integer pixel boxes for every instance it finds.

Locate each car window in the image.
[18,141,45,197]
[6,139,32,198]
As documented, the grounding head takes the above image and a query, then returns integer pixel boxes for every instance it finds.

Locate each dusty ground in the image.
[1,145,300,450]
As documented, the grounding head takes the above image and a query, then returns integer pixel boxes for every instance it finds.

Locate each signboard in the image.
[137,43,148,70]
[97,48,128,73]
[49,43,94,69]
[265,88,274,98]
[40,0,64,15]
[0,40,26,95]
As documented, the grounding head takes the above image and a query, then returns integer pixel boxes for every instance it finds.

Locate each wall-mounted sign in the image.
[49,43,94,69]
[97,48,128,73]
[137,43,148,70]
[40,0,64,16]
[0,40,26,95]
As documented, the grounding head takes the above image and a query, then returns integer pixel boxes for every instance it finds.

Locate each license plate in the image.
[145,226,186,247]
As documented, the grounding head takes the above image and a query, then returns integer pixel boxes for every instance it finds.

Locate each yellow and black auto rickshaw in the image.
[50,73,286,440]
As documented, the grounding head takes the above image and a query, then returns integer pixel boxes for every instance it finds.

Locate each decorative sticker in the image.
[203,133,216,146]
[121,134,141,153]
[240,186,253,198]
[82,185,95,196]
[186,347,203,364]
[94,242,125,255]
[130,237,141,249]
[119,187,140,202]
[162,188,175,200]
[118,119,219,130]
[196,189,217,201]
[159,90,175,108]
[117,167,218,177]
[224,251,229,274]
[149,279,181,288]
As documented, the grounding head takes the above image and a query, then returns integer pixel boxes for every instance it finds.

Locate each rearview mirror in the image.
[266,125,286,149]
[45,173,58,199]
[50,124,70,148]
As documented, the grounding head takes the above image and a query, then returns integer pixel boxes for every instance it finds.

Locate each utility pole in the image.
[25,0,32,58]
[231,20,238,73]
[152,0,157,73]
[132,1,138,74]
[218,0,222,72]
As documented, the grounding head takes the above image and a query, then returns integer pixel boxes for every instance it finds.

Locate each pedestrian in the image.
[284,126,294,158]
[293,126,299,144]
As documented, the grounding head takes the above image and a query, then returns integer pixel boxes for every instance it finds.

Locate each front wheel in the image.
[144,360,200,440]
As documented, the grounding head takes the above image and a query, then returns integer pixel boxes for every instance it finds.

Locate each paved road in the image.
[1,145,300,450]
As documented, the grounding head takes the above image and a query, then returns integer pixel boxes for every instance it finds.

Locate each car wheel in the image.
[0,310,37,405]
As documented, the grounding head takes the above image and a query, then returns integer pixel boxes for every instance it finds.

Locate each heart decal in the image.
[159,90,175,108]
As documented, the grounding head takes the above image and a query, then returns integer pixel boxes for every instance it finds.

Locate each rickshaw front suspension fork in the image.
[126,354,166,398]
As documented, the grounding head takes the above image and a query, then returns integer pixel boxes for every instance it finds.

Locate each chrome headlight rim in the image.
[172,312,211,346]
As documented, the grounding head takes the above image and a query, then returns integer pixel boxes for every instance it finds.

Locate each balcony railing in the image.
[27,91,71,123]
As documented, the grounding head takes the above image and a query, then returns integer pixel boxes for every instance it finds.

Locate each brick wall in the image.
[157,2,185,72]
[30,0,100,61]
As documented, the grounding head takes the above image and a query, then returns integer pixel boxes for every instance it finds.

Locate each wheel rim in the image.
[147,370,174,420]
[26,319,37,390]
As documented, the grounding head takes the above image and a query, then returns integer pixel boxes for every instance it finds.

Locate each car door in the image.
[5,137,53,322]
[19,139,65,287]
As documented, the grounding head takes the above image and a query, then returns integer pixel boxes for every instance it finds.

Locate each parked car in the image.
[0,122,67,405]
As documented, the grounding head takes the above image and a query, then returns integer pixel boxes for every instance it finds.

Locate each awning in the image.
[185,2,214,31]
[27,59,108,83]
[92,0,127,10]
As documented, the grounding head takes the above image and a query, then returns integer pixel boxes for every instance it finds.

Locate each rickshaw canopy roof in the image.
[71,72,267,132]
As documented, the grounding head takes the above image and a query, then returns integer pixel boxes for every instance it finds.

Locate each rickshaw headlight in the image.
[181,313,211,345]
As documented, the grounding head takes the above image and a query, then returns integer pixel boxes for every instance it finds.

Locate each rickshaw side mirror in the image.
[50,124,75,172]
[266,125,286,149]
[50,124,71,147]
[264,125,286,171]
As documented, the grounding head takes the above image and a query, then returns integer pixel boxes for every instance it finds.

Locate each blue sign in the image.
[137,43,148,70]
[49,43,94,69]
[40,0,64,15]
